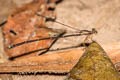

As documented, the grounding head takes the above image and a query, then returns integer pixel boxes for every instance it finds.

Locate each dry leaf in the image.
[2,0,59,59]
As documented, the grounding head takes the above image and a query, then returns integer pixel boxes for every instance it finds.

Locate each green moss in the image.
[66,41,120,80]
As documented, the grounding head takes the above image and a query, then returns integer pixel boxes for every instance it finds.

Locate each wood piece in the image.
[0,42,120,73]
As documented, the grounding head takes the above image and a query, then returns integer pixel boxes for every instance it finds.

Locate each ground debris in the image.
[0,0,120,80]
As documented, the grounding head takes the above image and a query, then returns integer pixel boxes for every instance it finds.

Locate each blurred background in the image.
[1,0,120,45]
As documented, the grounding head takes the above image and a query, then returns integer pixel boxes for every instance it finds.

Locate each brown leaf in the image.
[2,0,59,59]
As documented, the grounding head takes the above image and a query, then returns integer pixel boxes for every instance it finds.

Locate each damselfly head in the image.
[92,28,97,34]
